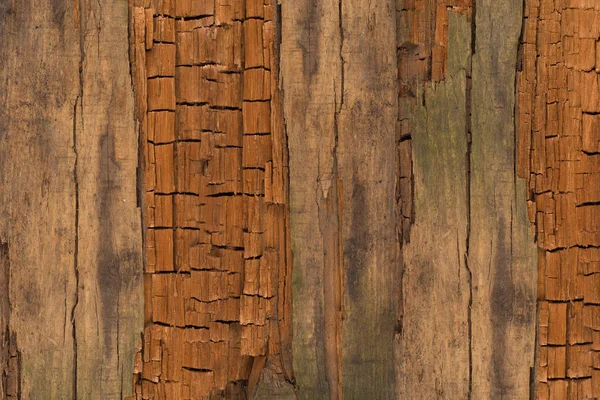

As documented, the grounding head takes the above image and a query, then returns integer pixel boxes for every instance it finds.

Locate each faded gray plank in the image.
[397,13,472,399]
[470,0,537,397]
[282,0,397,398]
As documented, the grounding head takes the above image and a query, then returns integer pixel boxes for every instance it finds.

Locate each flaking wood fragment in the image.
[0,243,20,400]
[130,0,293,397]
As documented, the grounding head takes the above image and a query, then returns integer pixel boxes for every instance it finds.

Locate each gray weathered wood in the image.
[282,0,398,398]
[470,0,537,397]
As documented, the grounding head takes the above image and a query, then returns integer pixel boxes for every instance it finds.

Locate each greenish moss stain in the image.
[469,0,537,397]
[290,203,327,399]
[398,12,473,399]
[411,13,471,220]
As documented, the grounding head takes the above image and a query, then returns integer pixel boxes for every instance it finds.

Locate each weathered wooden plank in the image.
[282,0,397,398]
[0,1,80,397]
[337,1,398,398]
[0,1,143,398]
[75,1,144,398]
[397,1,537,397]
[397,12,471,399]
[470,0,537,397]
[281,0,342,397]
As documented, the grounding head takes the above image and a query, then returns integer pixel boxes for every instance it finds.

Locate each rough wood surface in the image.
[0,1,143,398]
[1,0,583,398]
[129,0,294,398]
[397,0,537,398]
[470,0,538,397]
[517,0,600,398]
[281,0,398,398]
[397,12,471,399]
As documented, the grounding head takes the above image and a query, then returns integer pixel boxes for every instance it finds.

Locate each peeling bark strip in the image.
[517,1,600,398]
[397,0,537,398]
[129,0,294,398]
[281,0,397,398]
[0,1,143,399]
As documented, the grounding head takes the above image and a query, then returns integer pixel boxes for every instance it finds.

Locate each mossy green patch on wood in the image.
[397,12,472,399]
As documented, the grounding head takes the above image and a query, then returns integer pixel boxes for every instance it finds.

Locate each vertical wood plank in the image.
[338,0,398,398]
[397,13,471,398]
[76,1,144,398]
[470,0,537,397]
[281,0,342,397]
[0,1,143,398]
[282,0,398,397]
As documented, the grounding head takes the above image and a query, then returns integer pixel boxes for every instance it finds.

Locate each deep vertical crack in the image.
[465,2,476,399]
[337,0,344,110]
[70,95,80,400]
[274,0,296,384]
[71,2,86,399]
[318,2,346,396]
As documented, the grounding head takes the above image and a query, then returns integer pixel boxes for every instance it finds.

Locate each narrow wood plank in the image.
[397,13,471,398]
[281,0,342,397]
[282,0,397,397]
[0,2,80,397]
[469,0,538,397]
[75,1,144,398]
[337,0,398,398]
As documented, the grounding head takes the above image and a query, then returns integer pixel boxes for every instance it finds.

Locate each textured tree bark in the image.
[5,0,600,399]
[517,1,600,398]
[129,0,295,398]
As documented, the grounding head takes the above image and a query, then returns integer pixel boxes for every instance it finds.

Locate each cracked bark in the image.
[2,0,592,398]
[517,1,600,398]
[129,0,294,398]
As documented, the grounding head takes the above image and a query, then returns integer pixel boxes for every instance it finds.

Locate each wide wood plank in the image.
[0,1,143,398]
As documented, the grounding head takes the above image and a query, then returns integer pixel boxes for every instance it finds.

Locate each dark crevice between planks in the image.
[71,0,87,392]
[464,1,476,398]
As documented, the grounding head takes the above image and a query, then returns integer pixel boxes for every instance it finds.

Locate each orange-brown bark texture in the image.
[517,0,600,398]
[3,0,600,399]
[128,0,294,398]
